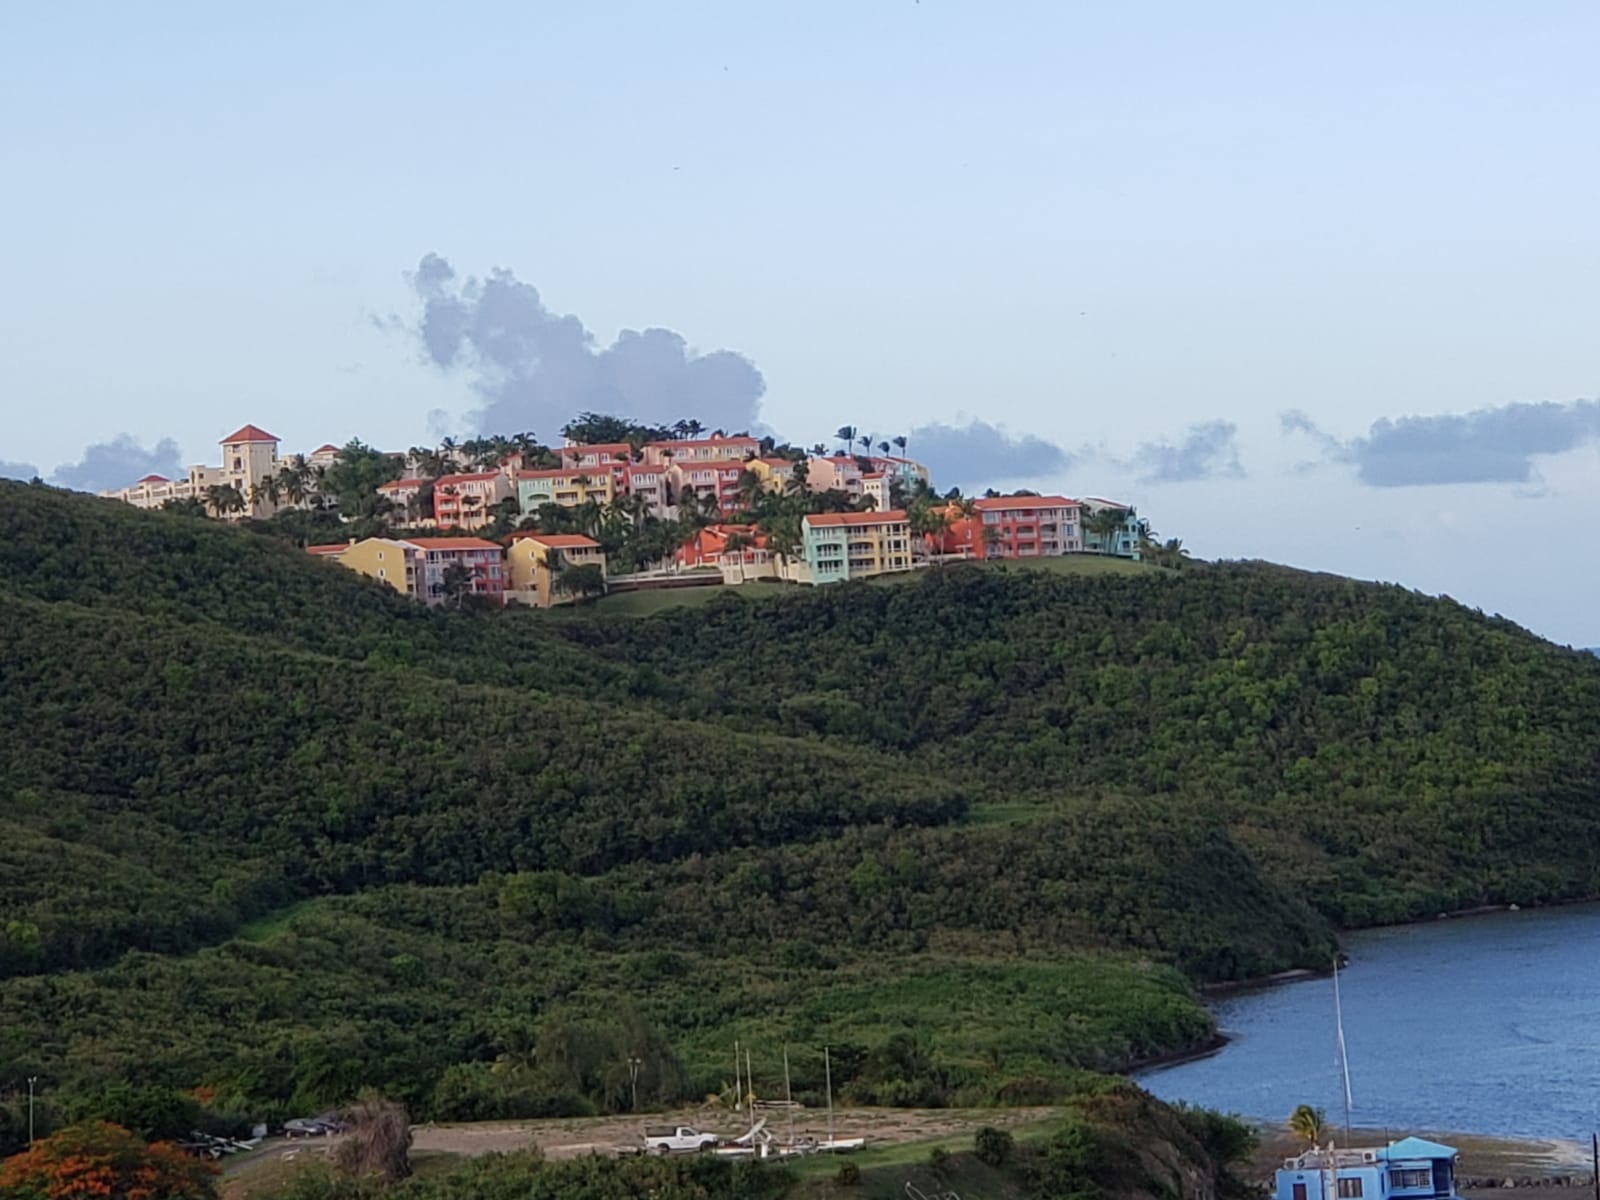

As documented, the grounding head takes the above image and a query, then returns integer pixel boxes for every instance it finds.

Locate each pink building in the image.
[432,471,513,529]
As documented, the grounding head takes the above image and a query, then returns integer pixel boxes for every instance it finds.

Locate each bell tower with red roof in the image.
[219,423,281,515]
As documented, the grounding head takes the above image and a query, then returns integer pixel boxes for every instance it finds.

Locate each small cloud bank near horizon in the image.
[1284,399,1600,487]
[907,420,1072,489]
[397,253,768,440]
[0,458,40,481]
[1125,419,1244,485]
[51,434,184,493]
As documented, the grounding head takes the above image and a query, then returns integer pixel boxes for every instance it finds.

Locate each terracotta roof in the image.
[974,494,1076,511]
[644,435,759,450]
[219,423,279,444]
[804,509,909,528]
[510,533,601,549]
[314,443,339,453]
[756,457,793,467]
[434,471,502,485]
[562,442,634,455]
[377,478,422,490]
[401,537,502,551]
[305,543,348,556]
[518,467,601,480]
[136,473,170,483]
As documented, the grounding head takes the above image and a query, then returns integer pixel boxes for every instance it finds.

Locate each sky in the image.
[2,1,1597,644]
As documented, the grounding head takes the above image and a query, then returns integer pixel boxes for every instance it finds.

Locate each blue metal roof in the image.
[1382,1137,1457,1161]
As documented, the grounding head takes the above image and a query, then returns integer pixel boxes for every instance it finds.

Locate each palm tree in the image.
[735,469,764,512]
[810,443,828,457]
[277,464,307,508]
[835,426,857,454]
[877,440,891,456]
[981,525,1002,558]
[461,494,484,528]
[892,435,908,457]
[857,434,873,457]
[1288,1104,1326,1147]
[1085,506,1128,555]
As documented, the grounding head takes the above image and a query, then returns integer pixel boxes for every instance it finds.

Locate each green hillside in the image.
[1,479,1597,1153]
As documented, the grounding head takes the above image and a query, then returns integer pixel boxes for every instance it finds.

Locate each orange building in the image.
[930,495,1082,559]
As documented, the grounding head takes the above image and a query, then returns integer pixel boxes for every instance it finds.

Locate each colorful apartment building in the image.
[515,466,616,514]
[669,460,743,513]
[641,434,760,466]
[867,455,930,485]
[505,532,607,607]
[432,471,513,530]
[309,535,504,604]
[409,536,505,603]
[801,510,913,584]
[103,423,288,519]
[620,463,670,517]
[862,472,893,513]
[805,455,866,499]
[376,477,428,520]
[676,524,768,569]
[971,495,1081,558]
[1080,498,1145,559]
[559,442,635,470]
[747,456,798,493]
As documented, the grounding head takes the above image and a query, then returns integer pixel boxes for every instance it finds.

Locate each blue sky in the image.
[3,2,1597,643]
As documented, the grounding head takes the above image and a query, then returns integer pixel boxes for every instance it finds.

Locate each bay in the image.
[1139,902,1600,1138]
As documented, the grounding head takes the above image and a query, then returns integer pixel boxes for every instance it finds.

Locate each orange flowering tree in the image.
[0,1120,218,1200]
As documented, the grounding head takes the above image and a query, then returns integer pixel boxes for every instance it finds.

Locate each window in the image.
[1337,1179,1364,1198]
[1390,1170,1432,1190]
[1293,1186,1308,1200]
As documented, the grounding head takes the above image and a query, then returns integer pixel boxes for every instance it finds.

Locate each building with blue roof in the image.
[1275,1137,1462,1200]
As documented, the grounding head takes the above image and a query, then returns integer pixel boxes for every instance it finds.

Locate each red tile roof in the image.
[434,471,502,485]
[644,435,759,450]
[974,494,1076,511]
[803,509,909,527]
[136,473,170,483]
[219,423,279,444]
[402,537,502,551]
[306,543,348,555]
[377,478,422,490]
[562,442,634,456]
[314,443,340,453]
[517,467,601,480]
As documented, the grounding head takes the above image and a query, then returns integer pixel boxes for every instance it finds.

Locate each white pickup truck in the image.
[641,1125,720,1154]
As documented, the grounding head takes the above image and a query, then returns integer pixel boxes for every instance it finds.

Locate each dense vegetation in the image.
[1,478,1597,1159]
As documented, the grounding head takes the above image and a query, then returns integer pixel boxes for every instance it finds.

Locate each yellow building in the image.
[308,537,423,598]
[505,533,608,607]
[747,456,798,493]
[801,510,913,584]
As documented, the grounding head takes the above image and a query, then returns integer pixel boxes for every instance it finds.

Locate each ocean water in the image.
[1138,903,1600,1139]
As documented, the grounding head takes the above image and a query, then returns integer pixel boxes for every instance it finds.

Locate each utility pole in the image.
[627,1057,642,1113]
[27,1076,38,1148]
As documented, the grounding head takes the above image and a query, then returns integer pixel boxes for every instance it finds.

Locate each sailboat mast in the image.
[1333,955,1353,1142]
[784,1045,794,1146]
[824,1045,834,1145]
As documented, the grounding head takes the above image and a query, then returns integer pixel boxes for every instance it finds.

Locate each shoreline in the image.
[1202,894,1600,997]
[1251,1124,1595,1185]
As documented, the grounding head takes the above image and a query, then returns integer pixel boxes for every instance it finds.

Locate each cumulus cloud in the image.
[1125,420,1244,485]
[1283,400,1600,487]
[0,459,40,481]
[51,434,184,493]
[399,253,767,438]
[906,420,1072,489]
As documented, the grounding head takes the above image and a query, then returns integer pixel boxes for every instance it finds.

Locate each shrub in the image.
[975,1125,1015,1167]
[835,1161,862,1186]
